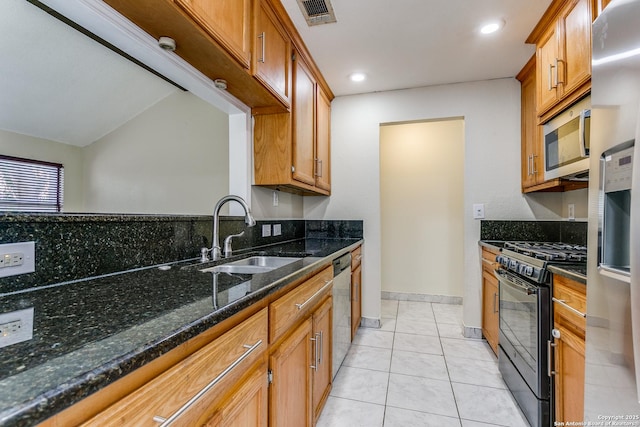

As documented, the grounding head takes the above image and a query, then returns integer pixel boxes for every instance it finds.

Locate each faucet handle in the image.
[223,231,245,258]
[200,247,211,263]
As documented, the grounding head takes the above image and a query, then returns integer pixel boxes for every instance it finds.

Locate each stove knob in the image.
[525,266,534,276]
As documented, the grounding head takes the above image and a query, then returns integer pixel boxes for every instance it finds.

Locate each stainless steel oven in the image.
[495,267,551,427]
[494,242,587,427]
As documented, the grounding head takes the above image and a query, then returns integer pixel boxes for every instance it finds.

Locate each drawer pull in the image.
[355,254,362,261]
[552,297,586,318]
[295,280,333,311]
[152,339,263,426]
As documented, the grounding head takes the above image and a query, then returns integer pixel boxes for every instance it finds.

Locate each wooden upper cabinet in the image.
[315,86,331,192]
[518,55,544,190]
[253,0,292,107]
[253,50,331,196]
[530,0,593,120]
[174,0,252,68]
[292,51,317,186]
[559,0,592,96]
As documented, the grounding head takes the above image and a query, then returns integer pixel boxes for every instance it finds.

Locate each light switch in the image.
[473,204,485,219]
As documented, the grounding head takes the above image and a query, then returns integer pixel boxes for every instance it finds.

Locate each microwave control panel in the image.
[603,145,634,193]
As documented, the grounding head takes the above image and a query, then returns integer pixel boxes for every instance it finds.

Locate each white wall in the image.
[82,91,229,214]
[0,129,84,212]
[303,78,575,331]
[380,119,465,297]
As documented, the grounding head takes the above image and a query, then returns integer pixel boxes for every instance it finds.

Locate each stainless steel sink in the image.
[201,256,301,275]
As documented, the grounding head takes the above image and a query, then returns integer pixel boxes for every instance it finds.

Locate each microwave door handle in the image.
[579,109,590,157]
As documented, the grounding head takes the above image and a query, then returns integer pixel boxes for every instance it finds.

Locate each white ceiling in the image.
[280,0,552,96]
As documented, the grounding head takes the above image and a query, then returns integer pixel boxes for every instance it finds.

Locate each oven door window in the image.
[498,271,538,373]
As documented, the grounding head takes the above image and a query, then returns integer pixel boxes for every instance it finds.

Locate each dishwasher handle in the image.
[333,253,352,276]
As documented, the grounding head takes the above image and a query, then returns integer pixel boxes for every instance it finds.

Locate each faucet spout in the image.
[211,195,256,261]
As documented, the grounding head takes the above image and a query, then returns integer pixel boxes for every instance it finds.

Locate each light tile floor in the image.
[317,300,531,427]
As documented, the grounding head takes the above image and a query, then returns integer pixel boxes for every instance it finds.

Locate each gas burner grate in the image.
[503,241,587,262]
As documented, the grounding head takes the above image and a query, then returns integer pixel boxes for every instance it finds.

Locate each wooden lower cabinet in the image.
[206,361,269,426]
[269,317,314,427]
[481,246,500,355]
[80,308,268,426]
[351,245,362,340]
[312,297,332,423]
[552,275,586,424]
[269,295,333,427]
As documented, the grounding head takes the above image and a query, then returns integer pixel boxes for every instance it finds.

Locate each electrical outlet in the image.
[262,224,272,237]
[0,307,34,349]
[0,242,35,278]
[272,191,279,207]
[273,224,282,236]
[473,203,485,219]
[568,203,575,221]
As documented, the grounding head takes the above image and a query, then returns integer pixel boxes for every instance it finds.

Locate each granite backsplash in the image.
[480,220,587,245]
[0,214,363,294]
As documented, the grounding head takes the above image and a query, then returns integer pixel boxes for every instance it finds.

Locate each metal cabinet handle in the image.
[152,340,263,426]
[355,255,362,261]
[317,330,323,364]
[531,154,538,175]
[552,297,586,318]
[314,159,323,177]
[295,280,333,311]
[310,335,318,371]
[547,338,557,377]
[555,58,564,85]
[493,292,498,314]
[548,62,554,91]
[258,32,265,63]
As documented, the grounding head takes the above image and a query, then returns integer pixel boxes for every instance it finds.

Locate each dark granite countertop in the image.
[548,265,587,285]
[0,237,362,427]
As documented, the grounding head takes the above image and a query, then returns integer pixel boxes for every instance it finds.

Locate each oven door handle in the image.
[494,269,538,295]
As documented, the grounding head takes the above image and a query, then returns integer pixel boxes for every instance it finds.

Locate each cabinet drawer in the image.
[351,246,362,270]
[481,247,499,273]
[553,276,587,330]
[83,308,268,426]
[270,266,333,343]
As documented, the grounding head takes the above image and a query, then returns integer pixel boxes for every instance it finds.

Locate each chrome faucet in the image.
[210,195,256,261]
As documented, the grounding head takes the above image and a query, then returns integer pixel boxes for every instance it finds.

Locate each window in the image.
[0,155,64,212]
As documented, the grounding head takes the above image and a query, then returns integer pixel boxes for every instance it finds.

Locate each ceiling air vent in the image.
[296,0,337,26]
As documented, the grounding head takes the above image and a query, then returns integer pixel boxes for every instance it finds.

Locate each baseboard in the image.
[463,325,483,339]
[381,291,462,305]
[360,317,381,328]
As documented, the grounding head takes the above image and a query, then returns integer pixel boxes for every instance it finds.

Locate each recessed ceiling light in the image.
[480,20,505,35]
[349,72,366,82]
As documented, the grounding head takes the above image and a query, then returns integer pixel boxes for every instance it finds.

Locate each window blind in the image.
[0,155,64,212]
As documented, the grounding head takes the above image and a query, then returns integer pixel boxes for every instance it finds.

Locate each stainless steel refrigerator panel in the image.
[586,0,640,420]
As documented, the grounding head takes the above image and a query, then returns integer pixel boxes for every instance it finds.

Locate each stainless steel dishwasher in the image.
[332,252,352,379]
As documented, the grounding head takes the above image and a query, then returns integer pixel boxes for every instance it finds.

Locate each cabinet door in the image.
[536,24,560,113]
[312,297,332,422]
[292,52,317,186]
[269,318,313,427]
[351,263,362,340]
[558,0,592,96]
[254,0,291,106]
[553,324,585,424]
[205,361,268,426]
[175,0,252,68]
[520,56,542,190]
[481,269,499,355]
[315,86,331,192]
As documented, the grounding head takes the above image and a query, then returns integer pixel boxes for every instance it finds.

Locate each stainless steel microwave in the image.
[543,96,591,181]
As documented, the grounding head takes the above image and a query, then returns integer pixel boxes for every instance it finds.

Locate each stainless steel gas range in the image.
[494,241,587,427]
